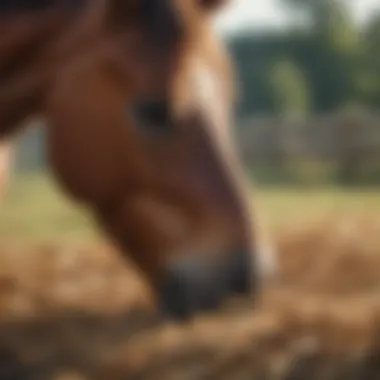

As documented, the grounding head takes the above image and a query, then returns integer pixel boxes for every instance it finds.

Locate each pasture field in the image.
[2,172,380,240]
[0,173,380,379]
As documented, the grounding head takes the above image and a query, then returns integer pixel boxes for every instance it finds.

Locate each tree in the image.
[279,0,363,111]
[270,58,311,120]
[360,13,380,106]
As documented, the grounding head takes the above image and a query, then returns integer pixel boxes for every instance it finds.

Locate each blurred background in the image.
[0,2,380,379]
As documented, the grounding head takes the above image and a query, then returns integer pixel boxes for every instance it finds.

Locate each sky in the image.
[214,0,380,33]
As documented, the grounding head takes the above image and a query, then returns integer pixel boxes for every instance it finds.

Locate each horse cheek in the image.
[45,63,134,205]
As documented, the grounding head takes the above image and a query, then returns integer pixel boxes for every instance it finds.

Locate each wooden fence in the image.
[238,111,380,184]
[11,110,380,184]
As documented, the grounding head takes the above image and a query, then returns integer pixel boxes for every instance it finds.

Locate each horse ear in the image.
[198,0,230,12]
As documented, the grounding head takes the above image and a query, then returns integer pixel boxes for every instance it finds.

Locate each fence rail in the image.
[13,111,380,184]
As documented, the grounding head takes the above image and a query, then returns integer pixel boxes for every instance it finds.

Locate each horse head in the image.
[41,0,277,319]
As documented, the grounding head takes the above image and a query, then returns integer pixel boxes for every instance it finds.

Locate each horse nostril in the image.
[159,269,193,320]
[158,256,225,320]
[132,99,172,133]
[225,250,253,295]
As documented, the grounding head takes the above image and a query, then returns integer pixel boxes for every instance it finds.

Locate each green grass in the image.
[255,186,380,227]
[1,172,380,242]
[0,173,97,242]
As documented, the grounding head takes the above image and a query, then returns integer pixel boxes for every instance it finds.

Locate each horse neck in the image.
[0,6,86,138]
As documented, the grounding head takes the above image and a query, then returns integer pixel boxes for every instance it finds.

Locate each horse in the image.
[0,0,277,320]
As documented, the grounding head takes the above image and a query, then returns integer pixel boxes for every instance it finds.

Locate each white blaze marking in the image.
[192,58,279,284]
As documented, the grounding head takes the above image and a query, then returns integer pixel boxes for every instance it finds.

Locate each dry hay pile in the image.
[0,215,379,379]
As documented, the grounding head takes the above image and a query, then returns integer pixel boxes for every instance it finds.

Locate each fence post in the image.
[337,111,361,185]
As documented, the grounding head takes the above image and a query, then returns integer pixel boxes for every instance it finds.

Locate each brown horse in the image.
[0,0,276,319]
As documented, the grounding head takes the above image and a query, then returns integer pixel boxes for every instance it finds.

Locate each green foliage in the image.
[226,0,378,118]
[362,14,380,105]
[270,58,311,119]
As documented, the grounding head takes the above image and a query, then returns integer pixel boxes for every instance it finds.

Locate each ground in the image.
[0,174,379,380]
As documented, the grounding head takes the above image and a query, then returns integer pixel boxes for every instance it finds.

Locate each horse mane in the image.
[0,0,88,138]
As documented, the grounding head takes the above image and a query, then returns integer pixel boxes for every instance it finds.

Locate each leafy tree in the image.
[279,0,363,110]
[270,58,311,120]
[361,13,380,105]
[224,0,379,120]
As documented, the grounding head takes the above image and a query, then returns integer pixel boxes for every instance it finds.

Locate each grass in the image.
[0,172,97,242]
[1,172,380,241]
[256,185,380,227]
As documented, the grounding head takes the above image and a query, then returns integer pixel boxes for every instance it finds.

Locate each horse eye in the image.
[132,100,174,135]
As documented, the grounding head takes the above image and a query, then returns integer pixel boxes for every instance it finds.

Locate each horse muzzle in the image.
[158,248,258,320]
